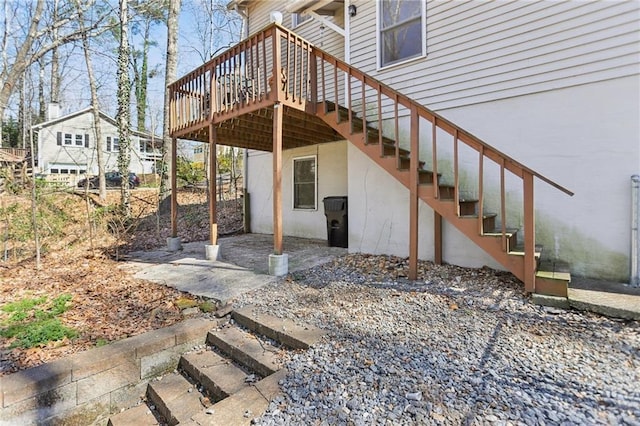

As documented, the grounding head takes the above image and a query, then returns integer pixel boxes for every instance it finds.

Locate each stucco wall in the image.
[247,141,348,240]
[348,76,639,281]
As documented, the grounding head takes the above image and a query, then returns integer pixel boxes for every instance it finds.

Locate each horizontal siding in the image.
[349,0,640,110]
[247,0,344,60]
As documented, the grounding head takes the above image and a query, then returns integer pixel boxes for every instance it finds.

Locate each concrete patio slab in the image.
[122,234,346,304]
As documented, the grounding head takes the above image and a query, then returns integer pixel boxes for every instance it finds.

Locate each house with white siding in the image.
[168,0,640,294]
[32,106,162,185]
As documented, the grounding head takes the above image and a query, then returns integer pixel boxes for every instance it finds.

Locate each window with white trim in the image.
[64,133,73,145]
[378,0,426,68]
[106,136,120,152]
[293,156,316,210]
[292,12,311,28]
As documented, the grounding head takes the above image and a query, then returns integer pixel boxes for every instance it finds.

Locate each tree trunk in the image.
[117,0,131,218]
[77,1,106,201]
[38,60,45,121]
[50,0,61,104]
[159,0,181,214]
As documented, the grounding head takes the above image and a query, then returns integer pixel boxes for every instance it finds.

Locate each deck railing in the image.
[169,24,573,289]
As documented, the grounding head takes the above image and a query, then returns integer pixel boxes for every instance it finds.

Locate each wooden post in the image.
[523,172,535,292]
[171,137,178,238]
[434,211,442,265]
[273,103,283,255]
[408,106,419,280]
[209,124,218,245]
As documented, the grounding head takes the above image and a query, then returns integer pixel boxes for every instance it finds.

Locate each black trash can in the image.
[323,196,348,248]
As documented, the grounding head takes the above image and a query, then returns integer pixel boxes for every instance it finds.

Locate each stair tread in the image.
[190,370,286,426]
[108,404,160,426]
[181,350,250,400]
[233,305,327,350]
[483,228,519,236]
[460,213,498,219]
[207,326,280,377]
[148,373,205,426]
[536,270,571,282]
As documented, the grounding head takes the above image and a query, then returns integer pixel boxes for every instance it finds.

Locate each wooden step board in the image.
[535,260,571,297]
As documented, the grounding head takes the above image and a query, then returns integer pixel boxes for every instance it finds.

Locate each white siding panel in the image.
[348,0,640,109]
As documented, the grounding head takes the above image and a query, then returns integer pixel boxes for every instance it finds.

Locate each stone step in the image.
[147,373,205,426]
[180,350,250,401]
[232,305,326,350]
[207,326,280,378]
[189,370,286,426]
[107,404,161,426]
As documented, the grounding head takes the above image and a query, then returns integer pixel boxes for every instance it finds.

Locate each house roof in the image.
[30,107,160,140]
[228,0,343,15]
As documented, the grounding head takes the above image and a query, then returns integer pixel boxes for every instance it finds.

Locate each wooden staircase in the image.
[167,23,574,298]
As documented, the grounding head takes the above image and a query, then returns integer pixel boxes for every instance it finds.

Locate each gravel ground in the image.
[235,254,640,426]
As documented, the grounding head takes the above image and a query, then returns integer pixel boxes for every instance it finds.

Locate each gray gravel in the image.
[235,254,640,425]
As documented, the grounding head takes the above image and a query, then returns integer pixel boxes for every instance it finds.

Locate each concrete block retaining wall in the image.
[0,317,218,426]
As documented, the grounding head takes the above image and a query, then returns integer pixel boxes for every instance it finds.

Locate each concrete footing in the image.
[167,237,182,252]
[268,254,288,276]
[205,244,220,261]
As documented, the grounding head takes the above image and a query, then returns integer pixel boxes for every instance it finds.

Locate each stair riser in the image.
[459,201,476,216]
[146,385,177,426]
[398,157,426,170]
[207,331,277,378]
[534,276,569,298]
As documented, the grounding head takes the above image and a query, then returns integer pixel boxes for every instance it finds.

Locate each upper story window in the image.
[293,156,316,210]
[56,132,89,148]
[378,0,426,69]
[106,136,120,152]
[292,12,311,28]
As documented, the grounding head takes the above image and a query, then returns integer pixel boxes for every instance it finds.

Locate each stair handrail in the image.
[269,22,573,196]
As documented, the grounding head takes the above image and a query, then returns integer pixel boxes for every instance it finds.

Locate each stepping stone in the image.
[181,351,249,401]
[232,305,326,350]
[147,373,204,426]
[207,327,280,378]
[107,404,160,426]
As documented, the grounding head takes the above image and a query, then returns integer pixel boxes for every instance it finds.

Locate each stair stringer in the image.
[316,109,526,283]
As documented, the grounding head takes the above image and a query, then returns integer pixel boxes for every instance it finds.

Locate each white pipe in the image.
[632,174,640,287]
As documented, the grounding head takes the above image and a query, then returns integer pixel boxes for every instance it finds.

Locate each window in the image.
[64,133,73,145]
[293,156,316,210]
[75,134,84,146]
[106,136,120,152]
[378,0,426,68]
[292,12,311,28]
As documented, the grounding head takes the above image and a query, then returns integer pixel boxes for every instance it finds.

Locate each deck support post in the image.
[408,106,419,280]
[273,103,284,256]
[434,211,442,265]
[167,136,181,252]
[523,172,535,292]
[270,102,287,276]
[206,124,219,260]
[170,137,178,238]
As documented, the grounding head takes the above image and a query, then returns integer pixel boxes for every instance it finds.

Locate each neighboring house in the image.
[31,106,162,185]
[168,0,640,292]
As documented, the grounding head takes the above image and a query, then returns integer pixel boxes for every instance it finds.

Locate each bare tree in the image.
[130,0,165,132]
[159,0,180,213]
[117,0,131,218]
[76,1,106,201]
[0,0,108,142]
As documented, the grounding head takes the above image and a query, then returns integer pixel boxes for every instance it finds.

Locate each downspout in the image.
[632,174,640,287]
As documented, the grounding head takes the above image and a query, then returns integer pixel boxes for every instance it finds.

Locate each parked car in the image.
[77,172,140,189]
